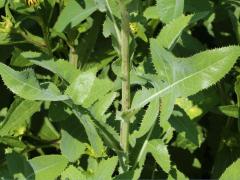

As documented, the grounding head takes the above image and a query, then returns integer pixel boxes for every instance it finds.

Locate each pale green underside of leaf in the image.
[132,45,240,110]
[27,155,68,180]
[65,70,96,105]
[0,99,41,136]
[0,63,68,101]
[220,159,240,180]
[53,0,97,32]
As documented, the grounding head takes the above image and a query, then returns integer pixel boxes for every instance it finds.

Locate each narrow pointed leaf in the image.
[133,45,240,109]
[0,63,68,101]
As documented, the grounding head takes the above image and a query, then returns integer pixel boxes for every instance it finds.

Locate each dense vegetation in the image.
[0,0,240,179]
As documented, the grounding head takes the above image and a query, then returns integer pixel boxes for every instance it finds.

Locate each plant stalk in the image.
[119,1,130,168]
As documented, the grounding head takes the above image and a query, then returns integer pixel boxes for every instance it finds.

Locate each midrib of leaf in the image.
[132,54,233,110]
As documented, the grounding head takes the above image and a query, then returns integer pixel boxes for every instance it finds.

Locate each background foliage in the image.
[0,0,240,179]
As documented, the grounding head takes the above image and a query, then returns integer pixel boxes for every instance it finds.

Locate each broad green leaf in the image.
[48,102,72,122]
[220,159,240,180]
[0,98,41,136]
[94,0,106,12]
[54,0,97,32]
[133,44,240,110]
[0,0,6,8]
[65,70,96,105]
[169,109,199,145]
[6,152,33,180]
[37,118,60,141]
[114,168,142,180]
[168,166,186,180]
[27,155,68,180]
[31,59,79,84]
[73,108,105,157]
[60,116,86,162]
[82,77,114,108]
[157,14,193,50]
[0,63,68,101]
[91,91,118,122]
[61,165,86,180]
[10,49,34,67]
[90,156,118,180]
[77,14,103,66]
[0,136,26,149]
[147,139,171,173]
[144,6,159,19]
[157,0,185,23]
[131,99,159,139]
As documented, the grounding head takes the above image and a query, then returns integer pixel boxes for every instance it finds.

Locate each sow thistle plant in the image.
[0,0,240,179]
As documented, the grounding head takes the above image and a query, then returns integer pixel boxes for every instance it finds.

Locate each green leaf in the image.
[37,118,60,141]
[90,156,118,180]
[217,105,239,119]
[0,98,41,136]
[60,116,86,162]
[65,70,96,105]
[0,63,68,101]
[169,109,199,145]
[91,91,118,122]
[61,165,86,180]
[82,77,114,108]
[131,99,159,139]
[27,155,68,180]
[157,0,185,23]
[220,159,240,180]
[0,0,6,8]
[147,139,171,173]
[10,49,34,67]
[48,102,72,122]
[54,0,97,32]
[73,108,105,157]
[31,59,79,84]
[133,44,240,110]
[156,14,193,50]
[6,152,33,180]
[0,136,26,149]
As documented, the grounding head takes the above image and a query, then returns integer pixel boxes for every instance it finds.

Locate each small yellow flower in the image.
[26,0,39,6]
[129,22,138,34]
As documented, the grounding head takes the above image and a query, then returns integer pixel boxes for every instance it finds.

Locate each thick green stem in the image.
[69,45,78,68]
[119,1,130,168]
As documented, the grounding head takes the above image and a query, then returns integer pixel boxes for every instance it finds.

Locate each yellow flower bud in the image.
[129,22,138,34]
[0,16,13,33]
[25,0,39,6]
